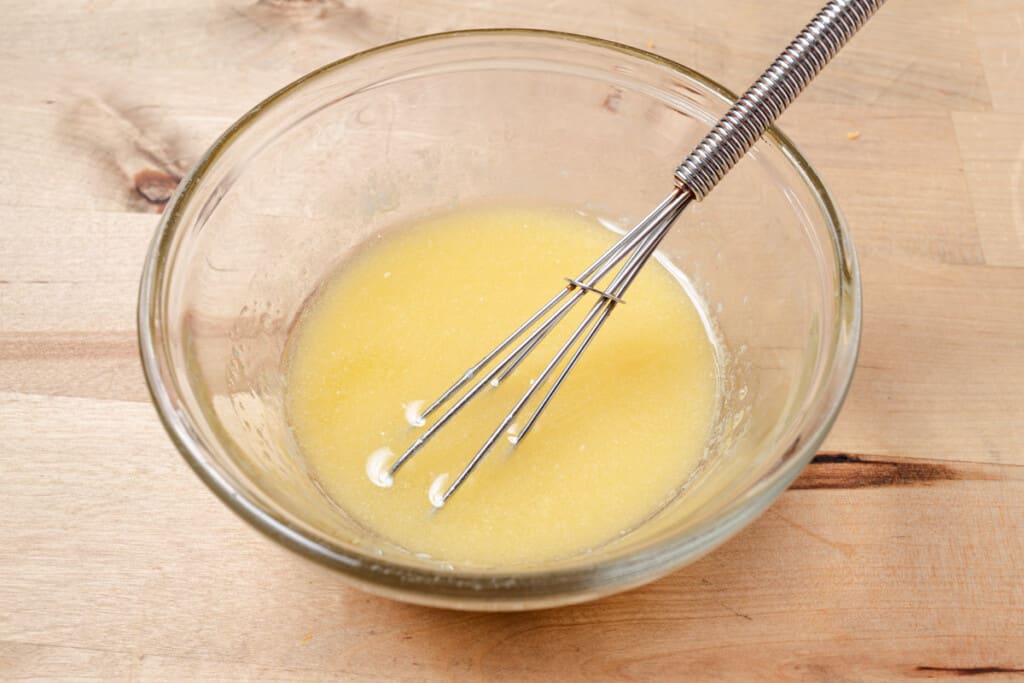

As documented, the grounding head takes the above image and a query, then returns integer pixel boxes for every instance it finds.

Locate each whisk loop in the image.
[372,0,886,507]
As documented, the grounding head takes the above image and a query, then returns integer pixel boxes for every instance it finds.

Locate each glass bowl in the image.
[138,30,860,610]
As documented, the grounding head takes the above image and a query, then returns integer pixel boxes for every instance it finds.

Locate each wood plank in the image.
[952,111,1024,268]
[781,105,984,266]
[0,207,150,333]
[0,394,1020,680]
[968,0,1024,112]
[824,256,1024,465]
[0,1,990,109]
[0,331,146,403]
[0,641,133,682]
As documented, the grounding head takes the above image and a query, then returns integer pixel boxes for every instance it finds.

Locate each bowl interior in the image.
[141,30,858,608]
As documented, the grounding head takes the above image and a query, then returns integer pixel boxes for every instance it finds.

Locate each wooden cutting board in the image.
[1,1,1021,679]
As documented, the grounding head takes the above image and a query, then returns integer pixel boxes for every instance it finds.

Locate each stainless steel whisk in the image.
[382,0,886,507]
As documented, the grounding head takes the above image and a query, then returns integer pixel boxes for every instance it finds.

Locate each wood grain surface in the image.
[1,1,1022,680]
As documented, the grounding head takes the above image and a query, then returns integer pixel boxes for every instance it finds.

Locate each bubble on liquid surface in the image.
[366,447,395,487]
[507,423,520,444]
[428,473,450,509]
[403,400,426,427]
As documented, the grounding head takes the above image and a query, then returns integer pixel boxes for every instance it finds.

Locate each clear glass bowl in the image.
[138,30,860,610]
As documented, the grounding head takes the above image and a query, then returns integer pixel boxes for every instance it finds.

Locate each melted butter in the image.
[285,205,719,568]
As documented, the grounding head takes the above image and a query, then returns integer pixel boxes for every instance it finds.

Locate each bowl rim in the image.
[138,28,861,609]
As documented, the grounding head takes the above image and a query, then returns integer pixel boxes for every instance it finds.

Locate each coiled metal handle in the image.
[674,0,885,200]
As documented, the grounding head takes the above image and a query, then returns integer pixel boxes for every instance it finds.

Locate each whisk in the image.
[379,0,886,507]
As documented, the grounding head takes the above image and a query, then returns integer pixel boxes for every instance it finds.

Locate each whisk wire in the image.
[514,195,690,445]
[388,189,690,485]
[415,189,692,506]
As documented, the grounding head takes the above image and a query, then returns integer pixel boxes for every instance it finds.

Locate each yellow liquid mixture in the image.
[285,206,719,567]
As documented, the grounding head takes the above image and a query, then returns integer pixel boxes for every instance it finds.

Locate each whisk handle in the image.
[674,0,885,200]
